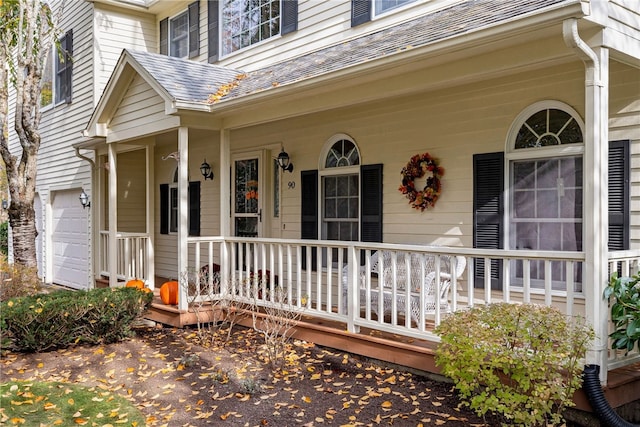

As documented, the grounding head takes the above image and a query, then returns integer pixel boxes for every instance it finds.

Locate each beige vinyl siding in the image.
[116,149,147,233]
[153,130,221,279]
[109,75,168,137]
[610,61,640,248]
[94,3,156,104]
[184,0,465,71]
[226,62,585,247]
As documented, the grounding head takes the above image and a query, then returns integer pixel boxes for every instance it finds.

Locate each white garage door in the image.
[52,189,89,289]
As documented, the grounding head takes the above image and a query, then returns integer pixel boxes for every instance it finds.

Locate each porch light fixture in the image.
[1,200,7,210]
[200,159,214,180]
[79,189,91,209]
[277,148,294,173]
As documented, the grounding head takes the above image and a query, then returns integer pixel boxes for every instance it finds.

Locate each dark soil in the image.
[1,324,504,426]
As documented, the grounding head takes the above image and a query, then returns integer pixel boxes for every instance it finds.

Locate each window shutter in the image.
[473,152,504,289]
[188,181,201,236]
[56,30,73,104]
[301,170,318,270]
[609,140,630,250]
[160,184,169,234]
[188,1,200,58]
[63,30,73,103]
[207,0,219,63]
[159,18,168,55]
[281,0,298,35]
[351,0,371,27]
[360,164,382,243]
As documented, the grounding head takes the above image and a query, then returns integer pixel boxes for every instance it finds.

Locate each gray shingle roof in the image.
[126,0,575,106]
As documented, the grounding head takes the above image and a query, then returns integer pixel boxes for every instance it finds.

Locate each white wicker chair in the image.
[342,251,466,323]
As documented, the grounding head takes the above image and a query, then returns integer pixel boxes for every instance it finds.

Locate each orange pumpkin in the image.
[140,287,153,294]
[160,281,179,305]
[126,279,145,289]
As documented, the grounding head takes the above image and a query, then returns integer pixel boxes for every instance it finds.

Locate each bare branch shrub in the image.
[250,282,304,370]
[0,254,42,302]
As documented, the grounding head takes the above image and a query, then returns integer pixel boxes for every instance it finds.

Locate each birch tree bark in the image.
[0,0,61,267]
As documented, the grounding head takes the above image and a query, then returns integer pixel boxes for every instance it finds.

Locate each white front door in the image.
[52,189,89,289]
[232,153,263,238]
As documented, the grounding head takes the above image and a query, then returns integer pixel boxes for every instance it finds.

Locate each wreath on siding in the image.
[398,152,444,211]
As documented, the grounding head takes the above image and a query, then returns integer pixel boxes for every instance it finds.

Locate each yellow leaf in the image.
[10,417,25,424]
[37,362,44,368]
[384,375,397,384]
[44,402,57,410]
[310,373,321,380]
[302,396,311,403]
[74,418,88,425]
[381,401,393,408]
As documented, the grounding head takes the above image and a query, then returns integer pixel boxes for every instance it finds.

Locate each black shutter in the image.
[160,184,169,234]
[281,0,298,35]
[188,1,200,58]
[361,164,382,243]
[63,30,72,103]
[207,0,219,63]
[609,140,630,250]
[56,30,73,104]
[301,170,318,270]
[351,0,371,27]
[159,18,168,55]
[188,181,201,236]
[473,152,504,289]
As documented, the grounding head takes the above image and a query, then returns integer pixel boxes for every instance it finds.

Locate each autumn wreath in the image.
[398,152,444,211]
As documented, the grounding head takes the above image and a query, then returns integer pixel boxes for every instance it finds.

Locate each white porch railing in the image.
[97,234,640,374]
[99,231,150,283]
[186,238,591,341]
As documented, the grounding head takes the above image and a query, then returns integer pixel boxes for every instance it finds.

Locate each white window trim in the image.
[373,0,418,17]
[503,100,586,290]
[219,0,282,59]
[169,9,189,58]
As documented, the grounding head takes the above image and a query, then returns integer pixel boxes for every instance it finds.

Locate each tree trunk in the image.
[8,197,37,268]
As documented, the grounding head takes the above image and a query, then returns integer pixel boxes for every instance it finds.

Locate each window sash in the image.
[170,11,189,58]
[221,0,280,56]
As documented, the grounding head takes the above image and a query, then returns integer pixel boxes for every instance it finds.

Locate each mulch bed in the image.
[1,324,502,426]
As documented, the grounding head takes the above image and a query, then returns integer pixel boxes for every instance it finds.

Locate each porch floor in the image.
[144,289,640,416]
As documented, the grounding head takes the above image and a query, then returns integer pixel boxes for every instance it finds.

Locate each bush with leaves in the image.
[605,272,640,353]
[435,303,594,426]
[0,221,7,256]
[1,287,153,352]
[0,254,42,302]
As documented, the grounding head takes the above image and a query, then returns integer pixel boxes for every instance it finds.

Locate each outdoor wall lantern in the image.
[277,149,294,173]
[2,200,7,210]
[79,189,91,209]
[200,159,214,180]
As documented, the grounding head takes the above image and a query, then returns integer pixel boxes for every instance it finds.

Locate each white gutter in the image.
[563,18,609,384]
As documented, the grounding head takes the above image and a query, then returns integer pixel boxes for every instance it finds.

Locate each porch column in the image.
[146,144,155,289]
[177,127,189,311]
[219,129,231,291]
[564,20,610,382]
[108,143,118,287]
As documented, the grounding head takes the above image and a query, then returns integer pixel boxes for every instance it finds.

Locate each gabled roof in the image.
[84,0,584,140]
[126,50,243,104]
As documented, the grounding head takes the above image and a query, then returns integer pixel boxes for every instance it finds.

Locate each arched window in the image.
[506,101,584,287]
[320,135,361,242]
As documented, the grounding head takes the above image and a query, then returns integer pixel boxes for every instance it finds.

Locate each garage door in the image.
[52,189,89,289]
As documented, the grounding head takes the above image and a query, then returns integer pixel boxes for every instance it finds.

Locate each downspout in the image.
[563,19,638,427]
[74,147,96,169]
[74,147,96,289]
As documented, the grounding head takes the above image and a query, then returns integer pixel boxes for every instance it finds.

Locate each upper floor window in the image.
[374,0,415,15]
[208,0,297,61]
[160,1,200,58]
[40,30,73,107]
[352,0,417,26]
[221,0,281,56]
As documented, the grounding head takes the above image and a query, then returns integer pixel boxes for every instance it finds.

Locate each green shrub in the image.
[0,287,153,353]
[0,254,42,302]
[435,303,594,426]
[0,221,7,256]
[605,272,640,353]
